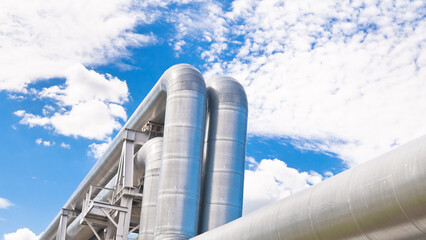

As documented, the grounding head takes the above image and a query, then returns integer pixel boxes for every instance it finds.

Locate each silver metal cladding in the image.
[154,65,207,239]
[192,135,426,240]
[136,137,163,240]
[39,64,200,240]
[40,62,426,240]
[198,76,248,234]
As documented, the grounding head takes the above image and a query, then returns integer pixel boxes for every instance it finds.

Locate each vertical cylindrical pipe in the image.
[154,64,207,239]
[136,137,163,240]
[199,76,248,233]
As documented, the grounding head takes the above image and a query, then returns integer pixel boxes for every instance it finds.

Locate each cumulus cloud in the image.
[14,111,50,128]
[3,228,39,240]
[2,0,164,145]
[165,1,229,56]
[243,158,324,214]
[88,140,111,159]
[39,64,129,105]
[197,0,426,166]
[0,197,13,209]
[60,142,71,149]
[0,0,158,92]
[15,65,128,140]
[35,138,55,146]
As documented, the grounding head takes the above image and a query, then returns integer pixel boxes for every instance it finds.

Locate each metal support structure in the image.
[56,209,79,240]
[79,129,147,240]
[114,131,137,240]
[86,221,102,240]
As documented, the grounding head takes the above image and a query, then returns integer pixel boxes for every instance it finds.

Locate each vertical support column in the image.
[56,213,68,240]
[105,221,115,240]
[56,209,79,240]
[115,139,135,240]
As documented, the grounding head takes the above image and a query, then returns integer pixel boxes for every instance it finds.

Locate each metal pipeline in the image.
[135,137,163,240]
[40,64,203,240]
[192,135,426,240]
[198,76,248,233]
[154,65,207,239]
[41,63,426,240]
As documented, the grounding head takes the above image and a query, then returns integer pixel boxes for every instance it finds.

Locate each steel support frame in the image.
[111,129,148,240]
[56,209,79,240]
[114,133,135,240]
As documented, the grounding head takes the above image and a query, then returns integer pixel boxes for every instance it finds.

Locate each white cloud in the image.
[324,171,334,178]
[39,64,129,105]
[243,158,324,215]
[198,0,426,166]
[2,0,166,146]
[60,142,71,149]
[165,1,229,55]
[15,112,50,128]
[0,0,158,92]
[7,94,25,100]
[0,197,13,209]
[35,138,55,146]
[42,105,55,116]
[49,100,122,140]
[108,103,128,121]
[15,65,128,140]
[3,228,39,240]
[88,140,111,159]
[43,141,54,146]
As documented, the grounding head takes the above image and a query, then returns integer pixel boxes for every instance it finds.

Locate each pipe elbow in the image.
[135,137,163,170]
[206,76,248,112]
[159,64,206,94]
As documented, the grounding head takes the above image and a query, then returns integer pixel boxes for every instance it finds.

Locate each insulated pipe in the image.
[136,137,163,240]
[198,76,248,233]
[192,135,426,240]
[40,64,203,240]
[154,65,207,239]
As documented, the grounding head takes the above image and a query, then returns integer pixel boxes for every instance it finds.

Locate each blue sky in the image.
[1,0,425,239]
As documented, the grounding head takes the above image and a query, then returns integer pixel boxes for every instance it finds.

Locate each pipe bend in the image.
[135,137,164,170]
[159,64,206,94]
[206,76,248,111]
